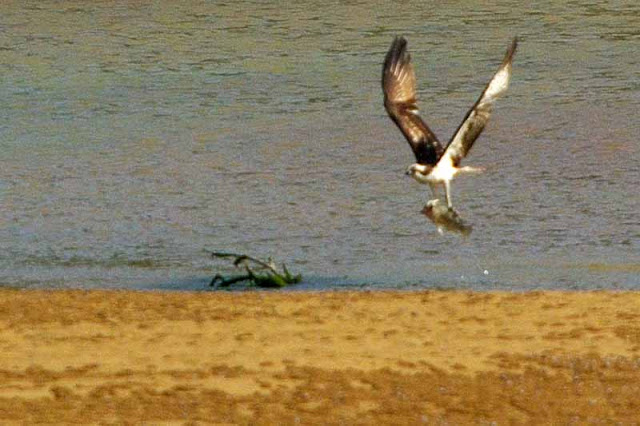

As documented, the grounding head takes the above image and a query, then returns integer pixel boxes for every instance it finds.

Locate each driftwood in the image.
[210,251,302,289]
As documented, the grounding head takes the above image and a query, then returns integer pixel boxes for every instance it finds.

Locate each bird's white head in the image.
[405,163,430,178]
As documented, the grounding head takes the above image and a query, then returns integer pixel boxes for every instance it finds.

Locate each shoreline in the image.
[2,289,640,422]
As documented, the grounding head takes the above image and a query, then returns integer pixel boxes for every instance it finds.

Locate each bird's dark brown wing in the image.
[441,37,518,167]
[382,36,443,166]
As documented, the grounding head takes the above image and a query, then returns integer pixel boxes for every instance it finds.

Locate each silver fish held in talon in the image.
[421,199,472,236]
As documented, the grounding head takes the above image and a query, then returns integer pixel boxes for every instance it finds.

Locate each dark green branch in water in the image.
[210,251,302,289]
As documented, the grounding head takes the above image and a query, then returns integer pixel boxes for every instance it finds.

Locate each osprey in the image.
[382,36,517,209]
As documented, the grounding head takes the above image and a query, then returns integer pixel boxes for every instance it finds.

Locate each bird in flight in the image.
[382,36,517,209]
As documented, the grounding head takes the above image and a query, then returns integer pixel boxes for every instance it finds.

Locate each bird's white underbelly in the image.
[413,161,457,184]
[430,162,457,181]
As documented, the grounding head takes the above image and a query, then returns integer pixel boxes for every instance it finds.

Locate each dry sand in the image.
[1,289,640,423]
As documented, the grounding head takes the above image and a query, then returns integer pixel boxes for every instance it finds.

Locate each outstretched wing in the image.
[441,37,518,167]
[382,36,443,166]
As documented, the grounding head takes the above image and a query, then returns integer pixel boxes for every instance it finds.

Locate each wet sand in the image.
[1,289,640,423]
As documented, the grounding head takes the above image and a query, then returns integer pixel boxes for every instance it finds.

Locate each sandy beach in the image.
[1,289,640,423]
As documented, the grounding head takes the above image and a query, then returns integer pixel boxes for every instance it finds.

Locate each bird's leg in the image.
[428,183,439,200]
[444,181,453,209]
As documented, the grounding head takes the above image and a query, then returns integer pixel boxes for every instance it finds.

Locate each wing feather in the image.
[382,37,443,166]
[441,37,518,167]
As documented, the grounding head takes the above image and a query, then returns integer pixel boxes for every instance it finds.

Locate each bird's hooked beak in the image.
[405,167,413,177]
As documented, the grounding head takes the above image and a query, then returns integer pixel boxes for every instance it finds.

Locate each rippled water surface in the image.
[1,1,638,290]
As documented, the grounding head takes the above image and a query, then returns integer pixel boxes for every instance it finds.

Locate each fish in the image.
[421,199,472,236]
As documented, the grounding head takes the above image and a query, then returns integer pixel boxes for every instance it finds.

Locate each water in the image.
[0,1,638,291]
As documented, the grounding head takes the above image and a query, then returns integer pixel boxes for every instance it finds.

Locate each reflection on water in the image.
[0,1,638,290]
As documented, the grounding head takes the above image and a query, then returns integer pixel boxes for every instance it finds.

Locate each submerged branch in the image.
[211,251,278,273]
[210,251,301,289]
